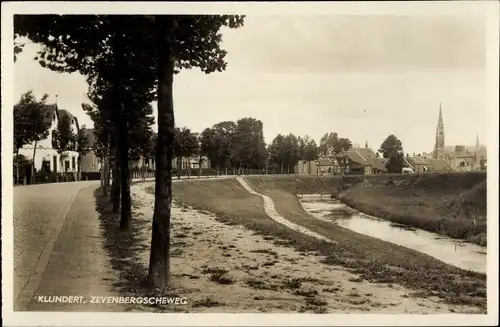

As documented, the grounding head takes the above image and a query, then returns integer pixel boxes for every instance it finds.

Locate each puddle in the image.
[298,197,487,274]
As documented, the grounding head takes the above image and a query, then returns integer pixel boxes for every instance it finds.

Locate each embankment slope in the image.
[171,178,486,310]
[245,172,487,245]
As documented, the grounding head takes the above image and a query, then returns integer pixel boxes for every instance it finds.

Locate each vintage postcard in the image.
[2,1,499,326]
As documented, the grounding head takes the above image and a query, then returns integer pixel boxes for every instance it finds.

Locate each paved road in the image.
[13,181,100,310]
[12,175,236,311]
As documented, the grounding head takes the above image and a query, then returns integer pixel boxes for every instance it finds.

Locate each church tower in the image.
[433,104,445,160]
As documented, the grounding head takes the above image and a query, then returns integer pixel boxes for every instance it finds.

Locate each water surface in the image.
[298,196,486,274]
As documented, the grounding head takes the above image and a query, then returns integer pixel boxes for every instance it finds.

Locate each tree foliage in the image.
[13,91,51,153]
[268,133,301,173]
[53,114,75,154]
[318,132,352,156]
[379,134,405,173]
[76,125,91,157]
[379,134,403,159]
[232,117,267,169]
[298,135,319,161]
[173,127,199,161]
[15,13,246,290]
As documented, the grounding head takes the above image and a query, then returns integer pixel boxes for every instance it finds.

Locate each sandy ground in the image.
[127,182,481,314]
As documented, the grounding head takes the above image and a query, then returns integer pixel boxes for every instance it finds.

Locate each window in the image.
[51,131,57,148]
[72,157,76,170]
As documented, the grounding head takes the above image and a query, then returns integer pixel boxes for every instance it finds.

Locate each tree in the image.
[53,114,76,157]
[212,121,237,174]
[318,132,338,156]
[13,91,51,181]
[173,127,199,179]
[232,117,267,172]
[14,39,25,63]
[334,138,353,154]
[200,127,216,173]
[379,134,405,173]
[298,135,319,175]
[386,152,405,174]
[298,135,318,162]
[318,132,352,156]
[14,92,35,184]
[269,134,302,174]
[379,134,403,159]
[128,103,155,181]
[268,134,287,174]
[15,13,246,290]
[76,126,91,179]
[282,134,301,174]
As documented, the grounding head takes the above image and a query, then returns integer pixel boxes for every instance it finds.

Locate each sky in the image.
[14,13,488,155]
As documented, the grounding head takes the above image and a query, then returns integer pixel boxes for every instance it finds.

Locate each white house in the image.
[18,104,80,173]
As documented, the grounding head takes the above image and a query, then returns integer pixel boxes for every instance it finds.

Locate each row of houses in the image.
[293,145,480,176]
[19,103,485,177]
[80,128,211,173]
[18,103,210,176]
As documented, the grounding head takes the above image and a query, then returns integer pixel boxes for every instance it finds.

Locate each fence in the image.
[14,167,304,186]
[13,171,102,185]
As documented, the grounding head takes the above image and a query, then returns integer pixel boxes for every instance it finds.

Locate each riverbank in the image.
[339,175,487,246]
[92,181,482,313]
[246,172,487,246]
[169,178,486,311]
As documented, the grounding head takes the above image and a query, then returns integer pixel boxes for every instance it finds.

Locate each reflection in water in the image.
[298,197,486,274]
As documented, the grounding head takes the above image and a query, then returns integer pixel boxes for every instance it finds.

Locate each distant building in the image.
[294,145,388,176]
[336,146,387,175]
[81,130,210,172]
[18,103,80,173]
[432,105,486,172]
[80,128,101,172]
[295,160,318,175]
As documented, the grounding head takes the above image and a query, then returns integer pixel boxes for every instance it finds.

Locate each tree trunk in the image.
[148,15,175,290]
[77,156,82,181]
[100,157,105,193]
[31,140,38,184]
[280,161,284,175]
[177,157,182,179]
[216,164,220,176]
[142,160,146,181]
[287,163,290,174]
[106,152,111,188]
[111,158,121,213]
[118,102,132,231]
[15,149,20,185]
[187,159,191,179]
[198,154,203,178]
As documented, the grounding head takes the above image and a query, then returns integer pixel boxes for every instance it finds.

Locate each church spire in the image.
[365,140,368,148]
[476,133,479,148]
[433,103,445,160]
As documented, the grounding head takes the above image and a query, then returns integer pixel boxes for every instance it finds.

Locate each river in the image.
[297,195,486,274]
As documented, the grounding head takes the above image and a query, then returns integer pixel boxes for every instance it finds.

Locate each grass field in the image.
[246,172,487,246]
[168,178,486,311]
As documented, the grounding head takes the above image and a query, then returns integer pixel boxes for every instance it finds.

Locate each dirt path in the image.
[127,182,480,313]
[236,177,334,243]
